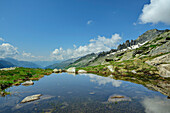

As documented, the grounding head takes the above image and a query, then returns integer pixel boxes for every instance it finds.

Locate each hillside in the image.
[45,58,78,69]
[66,53,98,68]
[0,60,15,69]
[70,29,170,78]
[0,58,41,68]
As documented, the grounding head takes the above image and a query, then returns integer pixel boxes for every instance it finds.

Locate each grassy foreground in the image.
[0,67,52,95]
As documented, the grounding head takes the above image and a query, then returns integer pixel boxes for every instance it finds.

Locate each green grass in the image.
[0,67,52,93]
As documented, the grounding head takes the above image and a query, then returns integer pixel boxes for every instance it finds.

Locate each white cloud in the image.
[142,97,170,113]
[0,37,4,41]
[51,34,122,60]
[80,74,122,87]
[0,43,18,58]
[139,0,170,25]
[87,20,93,25]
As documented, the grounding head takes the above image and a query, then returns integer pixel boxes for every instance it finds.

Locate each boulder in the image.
[53,69,59,73]
[78,70,87,73]
[131,70,137,74]
[21,94,42,103]
[22,80,34,86]
[107,65,114,72]
[67,67,76,73]
[58,69,62,72]
[157,64,170,78]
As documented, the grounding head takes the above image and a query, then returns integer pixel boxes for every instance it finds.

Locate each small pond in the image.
[0,73,170,113]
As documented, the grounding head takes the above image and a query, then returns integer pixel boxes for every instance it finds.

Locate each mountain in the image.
[69,29,170,67]
[45,58,79,69]
[0,60,15,69]
[117,29,169,50]
[33,61,60,68]
[0,58,41,68]
[66,53,98,68]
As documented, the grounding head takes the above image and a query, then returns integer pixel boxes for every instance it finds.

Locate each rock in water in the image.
[67,67,76,73]
[157,64,170,78]
[107,95,131,103]
[21,94,42,103]
[22,80,34,86]
[78,70,87,73]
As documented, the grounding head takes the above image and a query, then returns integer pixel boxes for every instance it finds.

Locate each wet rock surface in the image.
[107,95,131,103]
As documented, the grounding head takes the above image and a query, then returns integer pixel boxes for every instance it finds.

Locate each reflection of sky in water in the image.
[0,73,169,113]
[80,74,122,87]
[142,97,170,113]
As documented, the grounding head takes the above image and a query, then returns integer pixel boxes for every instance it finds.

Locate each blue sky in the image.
[0,0,170,61]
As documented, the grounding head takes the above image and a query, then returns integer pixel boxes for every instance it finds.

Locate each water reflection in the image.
[142,96,170,113]
[0,73,169,113]
[79,74,122,87]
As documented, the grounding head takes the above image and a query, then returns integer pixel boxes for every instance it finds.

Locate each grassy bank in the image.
[76,54,170,85]
[0,67,52,95]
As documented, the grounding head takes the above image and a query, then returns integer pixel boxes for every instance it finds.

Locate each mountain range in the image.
[0,58,41,69]
[46,29,170,69]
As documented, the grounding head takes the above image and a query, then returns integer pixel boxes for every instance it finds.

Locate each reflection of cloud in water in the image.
[142,97,170,113]
[80,74,122,87]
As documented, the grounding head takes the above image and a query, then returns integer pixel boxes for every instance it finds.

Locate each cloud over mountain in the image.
[139,0,170,25]
[0,43,18,58]
[51,34,122,60]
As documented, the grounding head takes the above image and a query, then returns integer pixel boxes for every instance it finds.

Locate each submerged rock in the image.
[78,70,87,73]
[14,95,55,110]
[67,67,76,73]
[21,94,42,103]
[22,80,34,86]
[107,95,131,103]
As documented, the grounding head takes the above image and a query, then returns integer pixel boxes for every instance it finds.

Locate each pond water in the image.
[0,73,170,113]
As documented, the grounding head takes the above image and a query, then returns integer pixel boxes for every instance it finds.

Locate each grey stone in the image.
[21,94,42,103]
[157,64,170,78]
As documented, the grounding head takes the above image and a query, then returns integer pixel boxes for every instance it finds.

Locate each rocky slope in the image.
[45,58,79,69]
[71,29,170,78]
[117,29,169,50]
[66,53,98,68]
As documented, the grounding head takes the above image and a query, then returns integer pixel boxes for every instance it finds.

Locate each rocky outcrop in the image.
[146,53,170,66]
[107,65,114,72]
[117,29,169,50]
[22,80,34,86]
[149,41,170,56]
[53,69,59,73]
[67,67,76,73]
[21,94,42,103]
[157,64,170,78]
[145,53,170,78]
